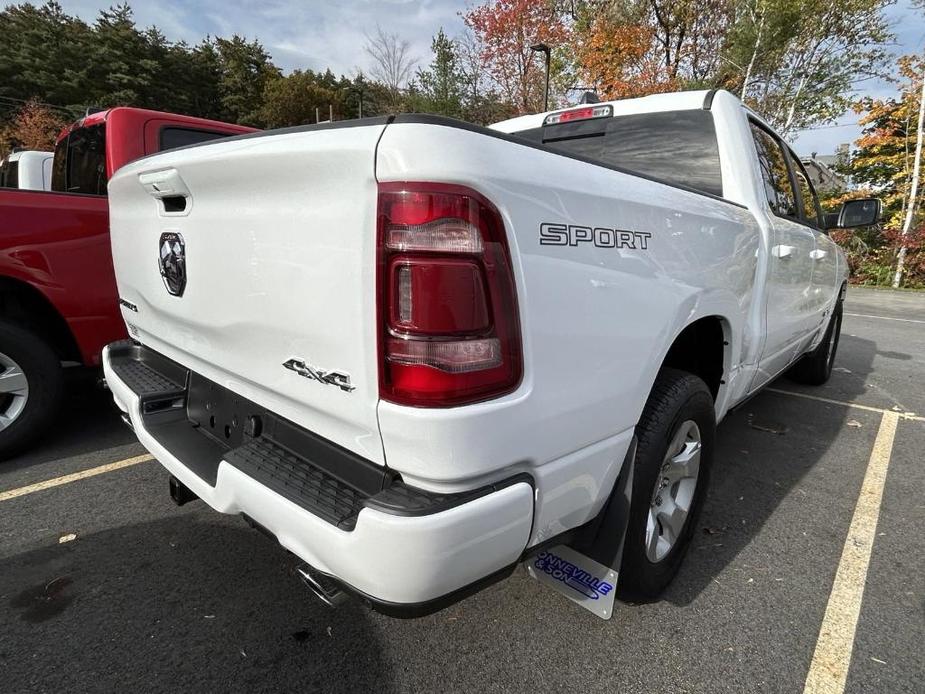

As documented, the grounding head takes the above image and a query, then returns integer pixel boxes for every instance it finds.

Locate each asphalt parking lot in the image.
[1,286,923,694]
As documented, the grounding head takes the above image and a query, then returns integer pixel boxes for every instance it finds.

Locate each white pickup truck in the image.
[103,89,878,618]
[0,150,53,190]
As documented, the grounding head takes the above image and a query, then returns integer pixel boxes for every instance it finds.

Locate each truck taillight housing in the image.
[377,182,522,407]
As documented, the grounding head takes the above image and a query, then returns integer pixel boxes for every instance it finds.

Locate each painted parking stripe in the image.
[844,312,925,324]
[803,411,900,694]
[767,388,924,422]
[0,454,154,503]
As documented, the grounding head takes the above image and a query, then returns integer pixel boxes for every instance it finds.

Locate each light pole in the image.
[530,43,550,112]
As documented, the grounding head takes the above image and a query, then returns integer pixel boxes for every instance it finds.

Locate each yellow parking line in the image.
[0,454,154,503]
[767,388,925,422]
[803,411,900,694]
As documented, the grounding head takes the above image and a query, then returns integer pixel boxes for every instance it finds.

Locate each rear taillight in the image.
[377,182,522,407]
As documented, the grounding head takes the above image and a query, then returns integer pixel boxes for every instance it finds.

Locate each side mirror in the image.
[836,198,881,229]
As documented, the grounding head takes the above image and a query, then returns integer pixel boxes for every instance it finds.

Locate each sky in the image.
[55,0,925,155]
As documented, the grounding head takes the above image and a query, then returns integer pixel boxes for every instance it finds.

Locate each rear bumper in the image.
[103,341,534,611]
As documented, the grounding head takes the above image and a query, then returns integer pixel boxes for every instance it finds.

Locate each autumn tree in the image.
[465,0,570,114]
[567,0,732,100]
[0,98,67,156]
[848,56,925,228]
[825,55,925,287]
[724,0,893,134]
[563,0,892,133]
[576,13,675,98]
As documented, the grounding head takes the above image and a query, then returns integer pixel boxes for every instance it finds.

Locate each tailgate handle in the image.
[138,169,192,217]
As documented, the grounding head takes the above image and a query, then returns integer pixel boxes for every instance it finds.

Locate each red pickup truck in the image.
[0,108,255,458]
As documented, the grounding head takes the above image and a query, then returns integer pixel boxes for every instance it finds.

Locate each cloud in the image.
[57,0,467,76]
[55,0,923,155]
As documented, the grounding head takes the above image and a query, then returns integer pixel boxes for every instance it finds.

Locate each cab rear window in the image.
[159,127,230,151]
[52,124,107,195]
[0,159,19,188]
[512,109,724,198]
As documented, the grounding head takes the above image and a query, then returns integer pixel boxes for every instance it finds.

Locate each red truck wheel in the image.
[0,320,63,460]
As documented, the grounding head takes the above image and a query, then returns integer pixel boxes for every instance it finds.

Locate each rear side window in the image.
[789,155,822,227]
[52,124,107,195]
[52,137,67,192]
[0,159,19,188]
[512,110,724,197]
[160,127,229,151]
[749,122,797,218]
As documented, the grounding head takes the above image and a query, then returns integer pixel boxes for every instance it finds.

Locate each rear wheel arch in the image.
[0,276,81,363]
[659,315,730,402]
[576,317,729,581]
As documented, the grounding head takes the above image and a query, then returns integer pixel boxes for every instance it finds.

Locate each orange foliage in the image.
[578,17,677,99]
[464,0,570,114]
[1,98,67,156]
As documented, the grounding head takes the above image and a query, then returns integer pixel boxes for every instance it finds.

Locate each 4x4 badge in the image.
[283,358,355,392]
[158,232,186,296]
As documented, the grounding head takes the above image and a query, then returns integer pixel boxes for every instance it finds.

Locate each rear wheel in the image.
[619,368,715,600]
[0,321,63,460]
[789,298,843,386]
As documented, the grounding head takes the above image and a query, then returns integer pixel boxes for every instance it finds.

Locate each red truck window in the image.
[0,159,18,188]
[159,127,231,151]
[51,124,107,195]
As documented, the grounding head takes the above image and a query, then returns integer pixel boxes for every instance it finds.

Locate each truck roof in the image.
[3,150,52,163]
[490,89,716,133]
[55,107,255,145]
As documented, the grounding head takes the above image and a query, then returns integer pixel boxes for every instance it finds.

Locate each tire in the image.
[619,368,715,600]
[789,298,843,386]
[0,320,64,460]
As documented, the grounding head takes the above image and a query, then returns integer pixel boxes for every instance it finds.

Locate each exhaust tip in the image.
[297,564,347,607]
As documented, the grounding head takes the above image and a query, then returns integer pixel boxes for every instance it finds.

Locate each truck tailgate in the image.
[107,123,387,465]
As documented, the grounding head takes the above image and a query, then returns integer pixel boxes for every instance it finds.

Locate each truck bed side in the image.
[0,189,118,365]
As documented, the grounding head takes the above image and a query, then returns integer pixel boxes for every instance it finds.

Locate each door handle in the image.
[810,249,827,260]
[771,244,795,259]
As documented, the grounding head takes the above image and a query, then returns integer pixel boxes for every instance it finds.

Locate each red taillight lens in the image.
[377,183,522,407]
[389,260,490,334]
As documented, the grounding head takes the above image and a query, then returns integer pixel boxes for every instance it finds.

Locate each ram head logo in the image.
[158,232,186,297]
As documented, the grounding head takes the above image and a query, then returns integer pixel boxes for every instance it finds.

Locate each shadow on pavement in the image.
[3,373,138,472]
[663,333,878,606]
[1,515,393,694]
